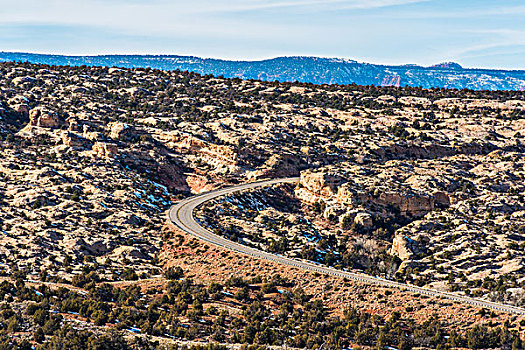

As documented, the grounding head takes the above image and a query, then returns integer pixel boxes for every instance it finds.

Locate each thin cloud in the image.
[215,0,428,12]
[443,29,525,62]
[0,0,426,36]
[387,4,525,19]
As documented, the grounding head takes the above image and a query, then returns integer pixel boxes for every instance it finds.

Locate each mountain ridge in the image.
[1,51,525,90]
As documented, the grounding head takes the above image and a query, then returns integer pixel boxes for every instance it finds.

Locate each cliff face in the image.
[295,165,451,219]
[294,146,525,283]
[295,171,346,202]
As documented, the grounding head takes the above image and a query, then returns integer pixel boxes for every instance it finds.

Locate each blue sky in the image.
[0,0,524,69]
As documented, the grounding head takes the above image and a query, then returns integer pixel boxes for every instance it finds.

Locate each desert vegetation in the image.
[0,61,524,348]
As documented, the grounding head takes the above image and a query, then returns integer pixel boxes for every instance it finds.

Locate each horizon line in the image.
[2,50,523,72]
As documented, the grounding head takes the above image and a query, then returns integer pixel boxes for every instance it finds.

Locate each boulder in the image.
[323,205,345,220]
[124,87,152,96]
[354,212,373,228]
[108,122,135,140]
[66,117,80,132]
[29,166,57,179]
[11,76,36,85]
[260,153,306,177]
[390,234,414,261]
[12,104,30,115]
[433,191,451,208]
[111,246,151,260]
[29,107,61,128]
[92,141,118,158]
[61,131,91,149]
[88,241,109,256]
[11,189,52,208]
[63,238,107,256]
[83,125,105,141]
[103,212,144,227]
[375,192,434,217]
[299,171,346,198]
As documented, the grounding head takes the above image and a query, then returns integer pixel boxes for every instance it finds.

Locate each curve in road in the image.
[167,177,525,315]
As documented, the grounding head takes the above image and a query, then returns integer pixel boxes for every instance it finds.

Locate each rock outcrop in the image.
[109,121,138,141]
[296,166,445,218]
[391,234,414,261]
[295,171,347,203]
[92,141,118,158]
[29,107,61,128]
[61,131,91,149]
[354,212,373,228]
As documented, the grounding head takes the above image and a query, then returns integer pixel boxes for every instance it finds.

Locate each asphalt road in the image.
[167,177,525,315]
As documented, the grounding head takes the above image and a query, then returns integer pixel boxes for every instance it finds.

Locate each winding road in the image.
[168,177,525,315]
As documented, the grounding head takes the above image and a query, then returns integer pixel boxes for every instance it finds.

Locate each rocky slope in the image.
[1,61,525,348]
[197,89,525,306]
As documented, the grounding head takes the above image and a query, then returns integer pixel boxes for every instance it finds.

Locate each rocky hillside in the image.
[197,88,525,307]
[2,52,525,91]
[1,61,525,348]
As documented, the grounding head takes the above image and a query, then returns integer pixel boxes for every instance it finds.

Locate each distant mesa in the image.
[430,62,463,70]
[0,52,524,90]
